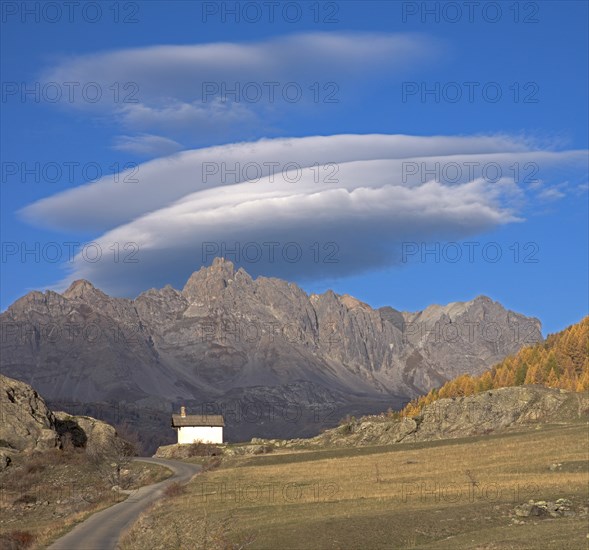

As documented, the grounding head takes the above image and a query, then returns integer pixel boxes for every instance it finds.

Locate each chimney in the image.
[180,406,186,418]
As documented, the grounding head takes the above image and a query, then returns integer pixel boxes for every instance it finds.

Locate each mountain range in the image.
[0,258,542,452]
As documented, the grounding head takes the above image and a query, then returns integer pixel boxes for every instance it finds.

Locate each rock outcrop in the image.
[0,374,60,452]
[267,386,589,448]
[0,374,124,459]
[513,498,577,519]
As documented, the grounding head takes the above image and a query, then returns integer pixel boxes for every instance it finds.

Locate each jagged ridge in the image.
[0,258,542,451]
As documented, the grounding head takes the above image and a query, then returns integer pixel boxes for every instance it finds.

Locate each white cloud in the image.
[115,98,259,136]
[21,134,586,232]
[38,32,443,142]
[538,185,566,201]
[42,33,439,102]
[58,172,518,295]
[112,134,184,157]
[18,133,581,297]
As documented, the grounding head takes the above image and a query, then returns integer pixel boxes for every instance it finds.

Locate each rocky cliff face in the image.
[0,374,122,459]
[0,258,542,451]
[0,374,59,453]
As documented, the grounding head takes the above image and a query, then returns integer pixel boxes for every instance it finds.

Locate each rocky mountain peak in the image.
[182,257,238,301]
[235,266,253,282]
[62,279,106,300]
[13,290,45,305]
[211,256,235,270]
[1,260,544,451]
[405,295,503,325]
[339,294,371,311]
[6,289,69,316]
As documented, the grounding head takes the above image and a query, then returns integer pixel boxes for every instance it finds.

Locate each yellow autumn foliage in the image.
[402,316,589,417]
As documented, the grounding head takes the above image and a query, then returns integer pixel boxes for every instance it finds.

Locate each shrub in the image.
[120,511,256,550]
[187,441,223,457]
[54,418,88,448]
[338,414,357,433]
[253,445,273,455]
[202,456,222,472]
[13,494,37,505]
[163,481,186,498]
[23,458,45,474]
[0,531,36,549]
[338,414,356,426]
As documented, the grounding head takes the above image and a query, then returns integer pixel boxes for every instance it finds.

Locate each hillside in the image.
[144,386,589,550]
[0,258,541,452]
[401,316,589,417]
[0,374,171,549]
[203,318,588,452]
[304,386,589,448]
[276,316,588,449]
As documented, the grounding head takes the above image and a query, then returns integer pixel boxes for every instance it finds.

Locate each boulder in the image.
[514,503,546,517]
[0,374,126,456]
[0,374,59,452]
[514,499,575,519]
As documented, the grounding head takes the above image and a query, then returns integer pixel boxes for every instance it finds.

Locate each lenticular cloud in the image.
[20,133,588,296]
[21,133,580,232]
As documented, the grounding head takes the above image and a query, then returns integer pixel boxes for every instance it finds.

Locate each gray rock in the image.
[514,503,545,517]
[0,452,11,470]
[0,374,59,452]
[0,374,126,455]
[284,386,589,448]
[514,498,576,520]
[0,258,543,451]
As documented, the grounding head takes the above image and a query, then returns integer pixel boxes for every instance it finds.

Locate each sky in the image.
[1,0,588,335]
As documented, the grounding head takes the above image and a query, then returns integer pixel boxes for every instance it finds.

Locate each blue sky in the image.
[1,0,587,335]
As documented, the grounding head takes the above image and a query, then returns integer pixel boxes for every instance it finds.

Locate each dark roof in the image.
[171,414,225,427]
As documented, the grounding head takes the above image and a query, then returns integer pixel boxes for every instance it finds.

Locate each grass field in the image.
[121,422,589,550]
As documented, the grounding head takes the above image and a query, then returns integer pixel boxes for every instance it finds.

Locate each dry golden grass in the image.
[0,455,172,549]
[121,423,589,549]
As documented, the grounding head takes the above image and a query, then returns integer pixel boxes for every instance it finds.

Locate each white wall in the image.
[177,426,223,444]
